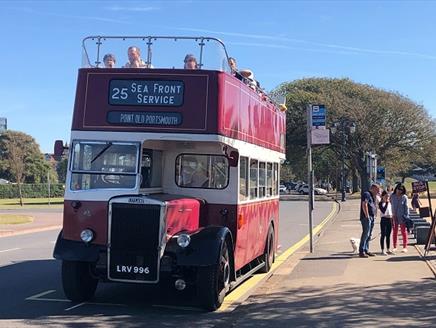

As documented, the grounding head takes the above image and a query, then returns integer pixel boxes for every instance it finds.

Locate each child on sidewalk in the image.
[379,191,393,255]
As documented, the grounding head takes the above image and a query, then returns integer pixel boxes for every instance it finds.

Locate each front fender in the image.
[165,226,233,268]
[53,230,103,262]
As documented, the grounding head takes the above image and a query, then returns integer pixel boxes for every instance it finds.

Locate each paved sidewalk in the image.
[230,199,436,327]
[0,208,62,237]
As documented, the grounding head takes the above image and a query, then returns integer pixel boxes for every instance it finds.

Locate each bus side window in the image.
[239,156,248,200]
[266,163,273,197]
[259,162,266,198]
[273,163,278,195]
[250,159,258,199]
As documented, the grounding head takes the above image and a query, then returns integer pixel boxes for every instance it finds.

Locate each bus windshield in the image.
[82,36,231,72]
[70,141,139,191]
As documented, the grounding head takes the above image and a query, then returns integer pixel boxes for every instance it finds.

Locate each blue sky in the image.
[1,0,435,153]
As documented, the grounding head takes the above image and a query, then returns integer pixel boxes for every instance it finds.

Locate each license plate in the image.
[108,251,158,283]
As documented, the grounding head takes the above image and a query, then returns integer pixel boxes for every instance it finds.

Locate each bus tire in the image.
[197,241,230,311]
[62,260,98,302]
[259,225,274,273]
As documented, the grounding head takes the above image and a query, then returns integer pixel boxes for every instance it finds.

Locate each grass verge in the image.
[0,198,64,209]
[0,214,34,224]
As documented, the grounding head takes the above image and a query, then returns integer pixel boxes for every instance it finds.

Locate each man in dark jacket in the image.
[359,184,380,257]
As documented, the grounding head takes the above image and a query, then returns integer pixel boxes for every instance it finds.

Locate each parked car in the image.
[299,185,328,195]
[279,184,288,193]
[295,183,305,192]
[299,184,309,194]
[314,187,328,195]
[284,181,297,191]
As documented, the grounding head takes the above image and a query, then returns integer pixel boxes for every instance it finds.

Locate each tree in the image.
[56,157,68,184]
[274,78,436,192]
[0,130,51,205]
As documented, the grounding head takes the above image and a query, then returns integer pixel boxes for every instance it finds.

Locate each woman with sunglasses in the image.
[390,183,410,253]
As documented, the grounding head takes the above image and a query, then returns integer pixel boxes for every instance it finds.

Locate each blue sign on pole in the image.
[311,105,326,128]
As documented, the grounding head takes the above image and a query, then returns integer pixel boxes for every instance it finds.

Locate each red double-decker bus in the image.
[53,36,286,310]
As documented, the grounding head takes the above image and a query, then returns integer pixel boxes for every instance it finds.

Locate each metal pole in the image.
[307,105,314,253]
[47,170,51,206]
[426,181,433,219]
[341,122,346,202]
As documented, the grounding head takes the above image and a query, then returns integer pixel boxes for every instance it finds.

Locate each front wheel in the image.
[259,226,275,273]
[62,260,98,302]
[197,241,231,311]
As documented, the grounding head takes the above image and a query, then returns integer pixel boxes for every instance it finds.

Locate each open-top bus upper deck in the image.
[75,36,286,155]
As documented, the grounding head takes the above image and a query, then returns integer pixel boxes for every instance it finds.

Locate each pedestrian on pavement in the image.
[411,192,422,211]
[391,183,410,253]
[359,183,380,258]
[379,191,393,255]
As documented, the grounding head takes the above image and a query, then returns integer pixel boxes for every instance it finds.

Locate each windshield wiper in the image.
[91,142,113,164]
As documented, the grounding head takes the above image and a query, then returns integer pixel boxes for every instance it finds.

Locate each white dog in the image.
[350,238,360,253]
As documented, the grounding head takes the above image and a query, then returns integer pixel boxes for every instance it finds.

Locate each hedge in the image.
[0,184,65,198]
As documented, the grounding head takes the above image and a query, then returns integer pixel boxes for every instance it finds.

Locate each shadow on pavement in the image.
[230,279,436,327]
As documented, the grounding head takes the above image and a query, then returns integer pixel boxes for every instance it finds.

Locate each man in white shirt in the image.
[124,46,149,68]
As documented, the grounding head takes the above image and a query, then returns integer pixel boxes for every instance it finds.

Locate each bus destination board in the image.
[109,80,184,106]
[107,111,182,126]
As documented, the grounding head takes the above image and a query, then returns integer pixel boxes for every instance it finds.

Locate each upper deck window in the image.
[70,141,139,190]
[175,154,229,189]
[82,36,232,73]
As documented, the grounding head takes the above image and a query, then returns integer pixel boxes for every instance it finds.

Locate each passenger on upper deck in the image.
[228,57,243,81]
[228,57,237,71]
[239,69,260,90]
[124,46,147,68]
[184,54,198,69]
[103,53,116,68]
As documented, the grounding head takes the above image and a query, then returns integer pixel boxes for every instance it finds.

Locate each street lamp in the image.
[331,119,356,202]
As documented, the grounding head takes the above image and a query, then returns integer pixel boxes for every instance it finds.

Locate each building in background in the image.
[0,117,7,134]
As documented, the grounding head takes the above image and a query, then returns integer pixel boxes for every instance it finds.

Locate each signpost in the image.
[376,166,385,186]
[0,117,6,134]
[411,181,436,255]
[307,104,330,253]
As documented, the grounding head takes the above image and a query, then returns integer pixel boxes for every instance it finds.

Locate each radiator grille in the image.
[108,202,161,282]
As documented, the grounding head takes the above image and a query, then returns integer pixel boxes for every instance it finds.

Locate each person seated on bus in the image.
[124,46,148,68]
[103,53,116,68]
[189,165,209,188]
[228,57,237,71]
[228,57,243,81]
[239,69,260,90]
[184,54,198,69]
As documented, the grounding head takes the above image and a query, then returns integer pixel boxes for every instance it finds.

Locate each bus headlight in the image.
[80,229,94,243]
[177,233,191,248]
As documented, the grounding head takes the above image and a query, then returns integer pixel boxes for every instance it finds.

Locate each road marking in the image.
[218,202,338,312]
[0,248,20,253]
[64,303,85,311]
[26,290,126,309]
[26,290,69,302]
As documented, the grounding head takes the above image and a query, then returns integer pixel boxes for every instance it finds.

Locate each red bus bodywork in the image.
[55,65,286,310]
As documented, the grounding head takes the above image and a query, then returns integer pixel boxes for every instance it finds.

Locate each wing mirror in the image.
[228,150,239,167]
[54,140,68,158]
